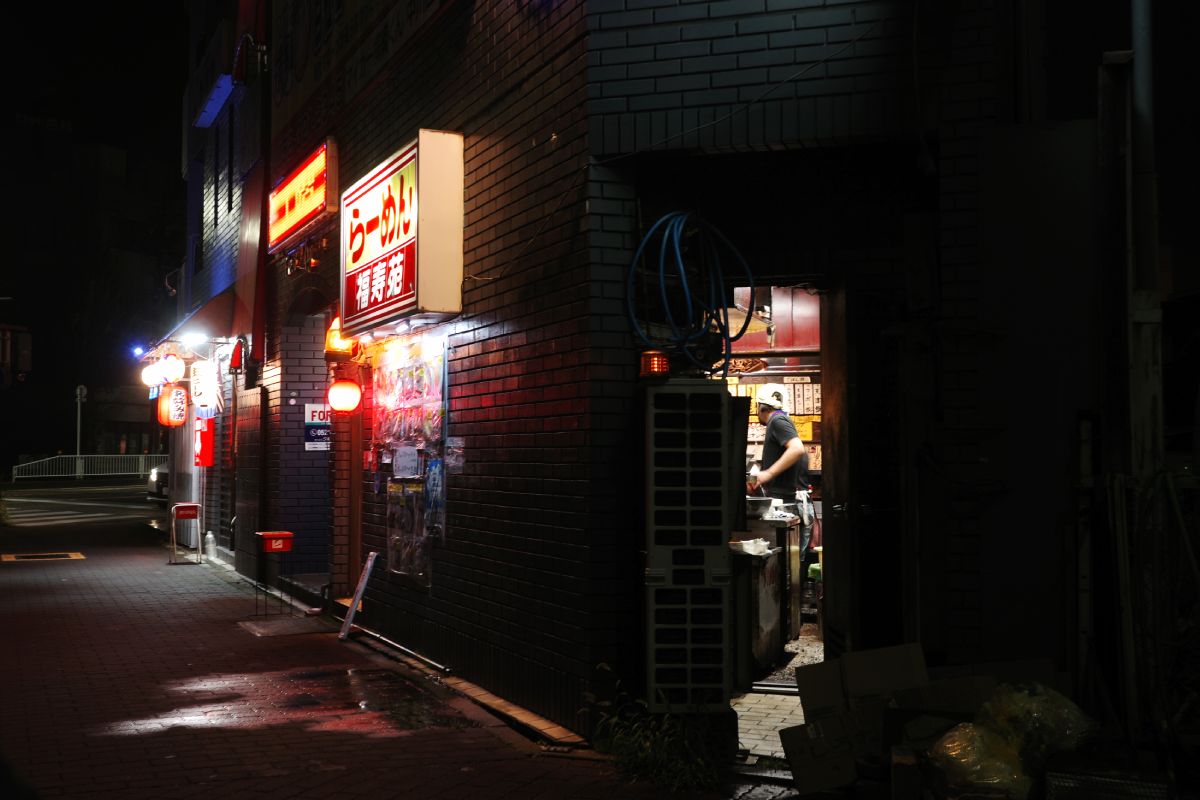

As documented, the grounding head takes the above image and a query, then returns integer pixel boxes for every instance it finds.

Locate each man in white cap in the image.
[747,385,806,502]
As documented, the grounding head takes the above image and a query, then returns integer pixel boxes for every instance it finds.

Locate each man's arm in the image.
[749,436,805,491]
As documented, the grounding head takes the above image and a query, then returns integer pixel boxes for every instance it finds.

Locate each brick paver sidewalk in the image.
[0,522,714,799]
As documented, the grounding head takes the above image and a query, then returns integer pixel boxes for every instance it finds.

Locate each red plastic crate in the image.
[256,531,294,553]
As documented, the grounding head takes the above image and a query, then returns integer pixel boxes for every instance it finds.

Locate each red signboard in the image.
[339,130,463,335]
[173,503,200,520]
[269,140,337,252]
[194,417,215,468]
[341,141,418,332]
[343,239,416,328]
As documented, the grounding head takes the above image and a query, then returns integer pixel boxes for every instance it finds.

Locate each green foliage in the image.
[581,664,725,795]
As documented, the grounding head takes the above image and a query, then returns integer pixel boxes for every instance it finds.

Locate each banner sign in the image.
[194,417,215,467]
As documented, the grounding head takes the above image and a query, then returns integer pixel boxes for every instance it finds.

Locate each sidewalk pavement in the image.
[0,521,800,799]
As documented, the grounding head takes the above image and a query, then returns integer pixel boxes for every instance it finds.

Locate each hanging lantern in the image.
[157,383,189,427]
[160,355,186,383]
[327,378,362,412]
[140,363,162,387]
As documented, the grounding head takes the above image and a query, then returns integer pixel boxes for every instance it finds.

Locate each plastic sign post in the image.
[169,503,202,565]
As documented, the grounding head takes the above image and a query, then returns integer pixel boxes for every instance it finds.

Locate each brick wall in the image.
[271,316,332,575]
[920,0,998,664]
[269,0,625,730]
[192,101,243,308]
[587,0,914,154]
[584,0,1018,665]
[257,0,1038,728]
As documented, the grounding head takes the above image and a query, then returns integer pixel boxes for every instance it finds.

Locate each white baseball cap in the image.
[755,385,786,410]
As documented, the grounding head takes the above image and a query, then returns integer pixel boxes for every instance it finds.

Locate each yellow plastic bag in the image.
[976,683,1096,770]
[928,722,1031,799]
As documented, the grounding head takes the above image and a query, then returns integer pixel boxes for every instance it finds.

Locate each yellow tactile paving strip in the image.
[2,552,86,562]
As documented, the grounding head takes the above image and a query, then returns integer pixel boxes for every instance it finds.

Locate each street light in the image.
[75,384,87,479]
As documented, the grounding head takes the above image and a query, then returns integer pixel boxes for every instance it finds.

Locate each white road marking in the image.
[5,498,156,511]
[15,514,153,528]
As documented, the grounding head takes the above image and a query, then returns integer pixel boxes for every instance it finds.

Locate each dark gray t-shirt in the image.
[762,411,803,500]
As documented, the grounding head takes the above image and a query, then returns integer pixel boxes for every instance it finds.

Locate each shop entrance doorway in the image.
[727,285,826,689]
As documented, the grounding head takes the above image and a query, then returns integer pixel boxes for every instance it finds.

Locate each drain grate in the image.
[2,552,86,562]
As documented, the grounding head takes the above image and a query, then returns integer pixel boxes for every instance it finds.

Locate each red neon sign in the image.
[269,139,338,251]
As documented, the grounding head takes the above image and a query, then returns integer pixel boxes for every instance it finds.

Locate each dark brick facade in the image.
[584,0,1088,674]
[176,0,1114,734]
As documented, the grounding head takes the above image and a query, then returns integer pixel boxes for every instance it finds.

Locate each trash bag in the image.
[928,722,1031,799]
[975,683,1096,771]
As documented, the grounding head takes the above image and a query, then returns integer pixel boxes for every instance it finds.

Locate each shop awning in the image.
[168,285,237,342]
[143,286,238,362]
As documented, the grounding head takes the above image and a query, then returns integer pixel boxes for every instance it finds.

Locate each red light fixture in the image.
[327,378,362,412]
[639,350,670,377]
[324,316,355,357]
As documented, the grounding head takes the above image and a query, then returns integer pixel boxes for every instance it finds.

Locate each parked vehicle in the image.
[147,465,169,503]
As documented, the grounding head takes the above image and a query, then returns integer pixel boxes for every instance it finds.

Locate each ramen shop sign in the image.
[340,129,464,335]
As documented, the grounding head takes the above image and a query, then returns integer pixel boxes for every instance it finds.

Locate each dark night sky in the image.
[12,6,187,158]
[2,4,188,462]
[5,3,187,359]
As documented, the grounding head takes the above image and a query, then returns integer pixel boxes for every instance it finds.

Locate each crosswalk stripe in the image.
[15,514,152,528]
[7,515,96,522]
[5,510,155,527]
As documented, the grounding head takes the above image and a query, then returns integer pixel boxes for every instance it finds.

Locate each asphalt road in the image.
[1,484,168,532]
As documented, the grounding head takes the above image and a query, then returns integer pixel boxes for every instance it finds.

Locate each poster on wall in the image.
[387,478,431,586]
[375,334,447,584]
[372,336,445,449]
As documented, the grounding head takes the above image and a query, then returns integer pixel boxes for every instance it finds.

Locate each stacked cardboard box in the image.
[779,644,999,796]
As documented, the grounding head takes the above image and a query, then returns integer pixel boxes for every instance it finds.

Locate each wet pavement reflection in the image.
[98,668,477,738]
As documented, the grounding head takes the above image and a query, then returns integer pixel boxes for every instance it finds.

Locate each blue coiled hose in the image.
[626,211,755,376]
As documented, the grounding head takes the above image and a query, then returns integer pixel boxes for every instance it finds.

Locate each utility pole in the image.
[75,384,87,479]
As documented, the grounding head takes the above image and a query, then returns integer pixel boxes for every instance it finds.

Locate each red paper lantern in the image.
[157,383,189,427]
[327,379,362,412]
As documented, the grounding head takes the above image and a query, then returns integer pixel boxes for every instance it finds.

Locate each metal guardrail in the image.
[11,455,168,481]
